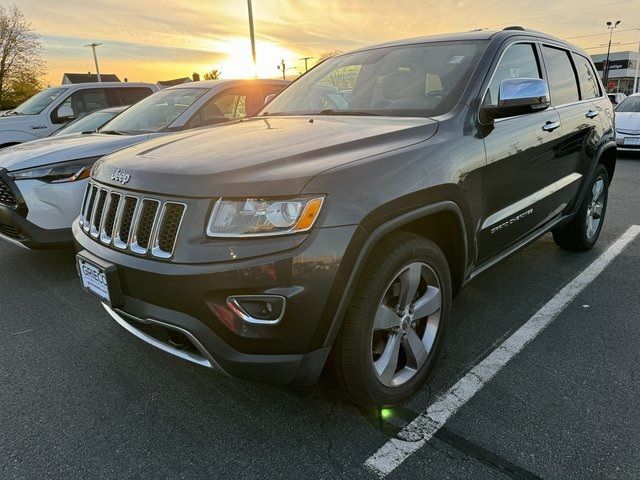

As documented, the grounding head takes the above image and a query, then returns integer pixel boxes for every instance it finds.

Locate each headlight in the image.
[8,157,98,183]
[206,197,324,237]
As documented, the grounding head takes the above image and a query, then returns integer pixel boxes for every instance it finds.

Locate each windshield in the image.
[616,96,640,113]
[51,110,120,136]
[262,40,486,118]
[100,88,208,134]
[12,87,67,115]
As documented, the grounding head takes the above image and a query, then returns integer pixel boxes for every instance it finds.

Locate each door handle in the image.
[586,110,599,119]
[542,121,560,132]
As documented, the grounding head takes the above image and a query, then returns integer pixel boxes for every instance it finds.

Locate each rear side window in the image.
[542,46,579,105]
[485,43,541,107]
[572,54,601,100]
[117,87,154,106]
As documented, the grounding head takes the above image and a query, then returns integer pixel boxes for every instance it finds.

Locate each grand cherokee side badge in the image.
[111,169,131,185]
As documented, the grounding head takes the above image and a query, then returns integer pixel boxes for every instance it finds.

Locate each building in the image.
[62,73,121,84]
[591,50,639,94]
[156,77,192,89]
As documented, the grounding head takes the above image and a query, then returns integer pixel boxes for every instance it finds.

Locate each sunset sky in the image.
[6,0,640,85]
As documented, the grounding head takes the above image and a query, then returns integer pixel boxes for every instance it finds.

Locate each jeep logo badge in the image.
[111,169,131,185]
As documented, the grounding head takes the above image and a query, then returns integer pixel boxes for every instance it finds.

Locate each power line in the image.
[486,0,630,29]
[584,41,639,50]
[566,27,639,40]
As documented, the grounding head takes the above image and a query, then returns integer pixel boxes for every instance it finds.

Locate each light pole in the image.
[299,56,313,72]
[247,0,257,77]
[633,29,640,94]
[603,20,621,91]
[84,43,102,82]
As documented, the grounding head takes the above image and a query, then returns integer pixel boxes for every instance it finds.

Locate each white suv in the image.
[0,82,157,146]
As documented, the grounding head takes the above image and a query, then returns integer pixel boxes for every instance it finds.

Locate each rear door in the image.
[478,41,564,262]
[540,45,601,207]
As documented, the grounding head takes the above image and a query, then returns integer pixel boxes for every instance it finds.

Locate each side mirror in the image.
[487,78,550,119]
[264,93,277,105]
[56,105,75,122]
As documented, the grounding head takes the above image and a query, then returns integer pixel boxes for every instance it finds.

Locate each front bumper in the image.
[73,221,360,385]
[615,132,640,151]
[0,171,73,249]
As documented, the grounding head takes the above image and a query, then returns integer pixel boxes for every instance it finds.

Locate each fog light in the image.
[227,295,286,325]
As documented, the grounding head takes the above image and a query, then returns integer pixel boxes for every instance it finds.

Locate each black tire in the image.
[553,165,609,252]
[329,232,451,408]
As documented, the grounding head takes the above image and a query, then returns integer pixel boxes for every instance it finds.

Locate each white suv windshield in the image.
[616,96,640,112]
[12,87,67,115]
[100,88,208,134]
[262,40,486,118]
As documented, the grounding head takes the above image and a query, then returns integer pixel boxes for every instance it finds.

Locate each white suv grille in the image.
[79,181,186,259]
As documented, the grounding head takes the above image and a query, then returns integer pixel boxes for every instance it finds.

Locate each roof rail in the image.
[503,26,526,31]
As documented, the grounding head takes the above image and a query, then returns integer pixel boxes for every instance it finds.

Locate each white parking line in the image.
[365,225,640,477]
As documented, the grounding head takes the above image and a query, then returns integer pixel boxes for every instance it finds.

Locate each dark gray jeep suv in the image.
[74,27,615,407]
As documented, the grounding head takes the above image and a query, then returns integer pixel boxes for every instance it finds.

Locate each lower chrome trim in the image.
[482,173,582,230]
[102,303,228,374]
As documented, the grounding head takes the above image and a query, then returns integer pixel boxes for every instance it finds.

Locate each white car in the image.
[0,82,157,146]
[50,106,128,137]
[615,93,640,152]
[0,79,289,249]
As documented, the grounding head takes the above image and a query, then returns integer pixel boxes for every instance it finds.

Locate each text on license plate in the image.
[624,137,640,145]
[78,258,110,302]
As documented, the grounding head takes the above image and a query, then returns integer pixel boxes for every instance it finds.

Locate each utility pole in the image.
[85,43,102,82]
[603,20,621,90]
[279,59,287,79]
[247,0,257,77]
[299,56,313,72]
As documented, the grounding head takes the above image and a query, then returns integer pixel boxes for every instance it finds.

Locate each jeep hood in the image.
[93,116,438,197]
[0,133,151,172]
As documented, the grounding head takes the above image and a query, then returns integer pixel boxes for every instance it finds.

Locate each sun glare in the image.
[211,38,300,79]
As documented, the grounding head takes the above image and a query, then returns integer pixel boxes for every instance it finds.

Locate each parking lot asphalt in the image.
[1,155,639,480]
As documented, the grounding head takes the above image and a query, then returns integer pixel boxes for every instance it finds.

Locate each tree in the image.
[204,69,222,80]
[0,5,46,109]
[317,50,343,64]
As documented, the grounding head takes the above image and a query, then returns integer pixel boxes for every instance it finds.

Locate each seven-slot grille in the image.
[80,181,186,259]
[0,176,17,207]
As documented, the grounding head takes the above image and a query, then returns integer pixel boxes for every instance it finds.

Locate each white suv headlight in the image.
[8,157,98,183]
[206,197,324,237]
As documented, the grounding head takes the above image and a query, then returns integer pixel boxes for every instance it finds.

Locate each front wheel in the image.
[553,165,609,252]
[329,233,451,407]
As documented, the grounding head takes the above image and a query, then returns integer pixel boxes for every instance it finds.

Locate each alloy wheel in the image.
[586,175,606,240]
[371,262,442,387]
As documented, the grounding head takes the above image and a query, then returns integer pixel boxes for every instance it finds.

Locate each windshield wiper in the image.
[100,130,126,136]
[319,109,381,116]
[261,111,296,116]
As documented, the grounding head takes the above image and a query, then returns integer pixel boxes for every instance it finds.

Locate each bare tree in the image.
[204,69,222,80]
[0,5,45,108]
[317,50,343,64]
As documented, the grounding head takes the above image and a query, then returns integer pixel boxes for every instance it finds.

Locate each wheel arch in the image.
[321,200,470,349]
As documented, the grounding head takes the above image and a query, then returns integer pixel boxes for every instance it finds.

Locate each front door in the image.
[478,42,565,263]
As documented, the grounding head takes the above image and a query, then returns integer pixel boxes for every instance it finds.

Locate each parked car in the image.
[608,92,626,106]
[614,94,640,152]
[0,79,289,249]
[74,28,615,407]
[50,106,128,137]
[0,82,157,146]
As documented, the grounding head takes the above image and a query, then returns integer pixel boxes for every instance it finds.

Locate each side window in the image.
[189,92,247,128]
[485,43,541,107]
[572,53,601,100]
[117,87,154,106]
[53,89,108,123]
[542,46,580,105]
